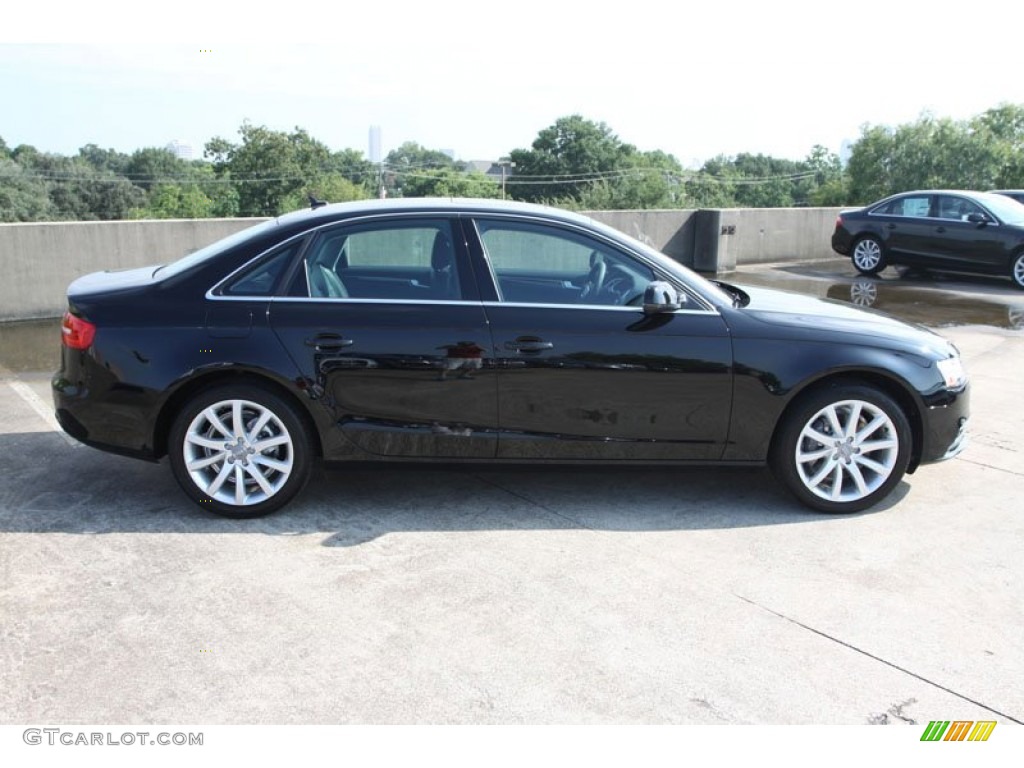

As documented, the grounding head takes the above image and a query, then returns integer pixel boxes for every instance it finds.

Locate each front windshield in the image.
[154,219,279,278]
[979,193,1024,225]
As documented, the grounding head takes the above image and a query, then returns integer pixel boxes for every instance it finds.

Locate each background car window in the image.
[303,220,461,301]
[476,219,654,307]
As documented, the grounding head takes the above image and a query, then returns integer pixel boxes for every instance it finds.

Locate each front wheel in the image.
[1011,251,1024,290]
[851,237,887,275]
[168,383,314,518]
[770,384,911,513]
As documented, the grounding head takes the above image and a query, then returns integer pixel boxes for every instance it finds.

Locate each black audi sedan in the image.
[831,190,1024,289]
[54,198,969,518]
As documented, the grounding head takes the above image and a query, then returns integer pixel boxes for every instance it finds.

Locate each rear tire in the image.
[168,383,314,518]
[851,236,887,276]
[770,384,911,513]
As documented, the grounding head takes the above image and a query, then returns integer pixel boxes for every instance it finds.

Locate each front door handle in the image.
[305,333,354,351]
[886,223,897,230]
[936,226,946,233]
[505,337,554,353]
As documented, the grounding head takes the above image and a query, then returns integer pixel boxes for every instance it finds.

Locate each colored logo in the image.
[920,720,996,742]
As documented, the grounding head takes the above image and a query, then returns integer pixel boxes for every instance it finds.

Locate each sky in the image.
[3,1,1023,168]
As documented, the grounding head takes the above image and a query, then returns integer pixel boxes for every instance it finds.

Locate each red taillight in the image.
[61,311,96,350]
[834,215,843,229]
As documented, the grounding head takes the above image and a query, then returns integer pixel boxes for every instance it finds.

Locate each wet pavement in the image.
[730,258,1024,330]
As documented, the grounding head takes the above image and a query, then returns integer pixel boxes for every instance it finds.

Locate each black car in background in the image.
[990,189,1024,205]
[54,199,969,518]
[831,190,1024,289]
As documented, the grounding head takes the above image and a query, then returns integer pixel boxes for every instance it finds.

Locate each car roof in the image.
[273,197,598,229]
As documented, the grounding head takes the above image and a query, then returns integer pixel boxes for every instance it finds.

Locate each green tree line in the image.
[2,104,1023,223]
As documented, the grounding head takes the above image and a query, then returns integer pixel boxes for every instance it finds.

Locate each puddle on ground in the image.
[732,262,1024,330]
[0,318,62,373]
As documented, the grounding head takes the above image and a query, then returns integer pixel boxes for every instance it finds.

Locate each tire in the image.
[168,383,314,518]
[770,384,911,513]
[851,237,887,276]
[1011,251,1024,290]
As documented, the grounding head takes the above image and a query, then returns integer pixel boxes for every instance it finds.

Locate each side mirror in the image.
[967,212,992,225]
[643,281,685,314]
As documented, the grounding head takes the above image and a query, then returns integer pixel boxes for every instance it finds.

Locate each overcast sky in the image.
[3,1,1022,167]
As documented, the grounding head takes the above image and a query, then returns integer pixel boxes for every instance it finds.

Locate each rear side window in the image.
[221,242,301,296]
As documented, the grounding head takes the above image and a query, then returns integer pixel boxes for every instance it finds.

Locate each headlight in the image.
[936,356,967,389]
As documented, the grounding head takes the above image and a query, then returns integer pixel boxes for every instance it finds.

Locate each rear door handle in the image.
[305,333,354,351]
[505,337,554,353]
[886,223,897,230]
[935,226,946,233]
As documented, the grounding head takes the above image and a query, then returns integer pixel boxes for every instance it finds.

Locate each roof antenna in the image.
[309,195,327,210]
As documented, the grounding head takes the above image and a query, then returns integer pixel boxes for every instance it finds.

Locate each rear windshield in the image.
[154,219,279,279]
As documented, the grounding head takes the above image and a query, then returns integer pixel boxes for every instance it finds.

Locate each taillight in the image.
[61,311,96,350]
[834,215,843,229]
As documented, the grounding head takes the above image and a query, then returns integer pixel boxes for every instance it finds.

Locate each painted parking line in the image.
[1,367,78,447]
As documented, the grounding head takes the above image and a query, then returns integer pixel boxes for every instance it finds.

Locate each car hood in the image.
[733,283,955,357]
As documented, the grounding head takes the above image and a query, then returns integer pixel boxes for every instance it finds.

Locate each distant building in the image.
[369,125,382,164]
[464,160,511,182]
[840,139,854,166]
[165,140,193,160]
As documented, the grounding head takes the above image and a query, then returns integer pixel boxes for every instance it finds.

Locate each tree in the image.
[508,115,685,208]
[396,168,500,199]
[203,122,334,216]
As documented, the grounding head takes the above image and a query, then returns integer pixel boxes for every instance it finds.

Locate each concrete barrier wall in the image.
[0,208,842,321]
[0,218,269,321]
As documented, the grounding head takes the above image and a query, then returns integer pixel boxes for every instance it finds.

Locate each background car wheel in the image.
[1011,252,1024,290]
[770,384,911,513]
[168,383,314,518]
[851,237,887,276]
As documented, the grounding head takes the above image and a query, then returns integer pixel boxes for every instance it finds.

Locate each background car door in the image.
[467,217,733,461]
[874,193,935,264]
[926,195,1007,272]
[270,216,498,458]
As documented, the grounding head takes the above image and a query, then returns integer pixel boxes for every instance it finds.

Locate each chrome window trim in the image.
[204,208,721,314]
[253,296,717,315]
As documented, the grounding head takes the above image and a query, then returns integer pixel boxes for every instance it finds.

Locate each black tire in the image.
[770,383,911,513]
[1011,251,1024,290]
[851,236,887,276]
[168,383,314,518]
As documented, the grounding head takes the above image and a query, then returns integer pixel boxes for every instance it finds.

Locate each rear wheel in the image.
[851,237,887,275]
[1011,251,1024,290]
[771,384,911,513]
[168,383,314,518]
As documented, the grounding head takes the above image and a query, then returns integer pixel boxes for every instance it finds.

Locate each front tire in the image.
[851,237,887,276]
[771,384,911,513]
[1011,251,1024,290]
[168,383,314,518]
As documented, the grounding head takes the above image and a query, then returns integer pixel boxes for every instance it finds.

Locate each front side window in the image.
[475,219,654,307]
[301,219,462,301]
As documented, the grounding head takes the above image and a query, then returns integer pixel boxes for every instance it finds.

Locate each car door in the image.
[875,193,935,264]
[927,195,1007,273]
[466,216,733,461]
[269,215,498,458]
